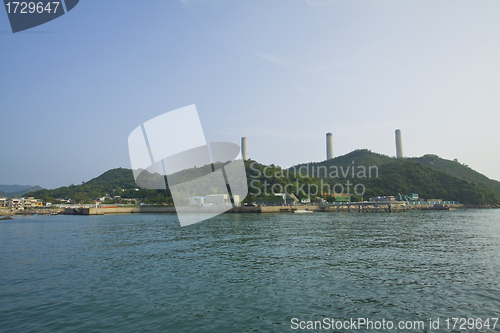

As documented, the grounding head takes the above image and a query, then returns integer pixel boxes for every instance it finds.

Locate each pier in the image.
[321,201,409,212]
[59,202,464,215]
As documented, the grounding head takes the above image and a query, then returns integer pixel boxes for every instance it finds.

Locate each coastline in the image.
[36,203,468,215]
[4,204,499,217]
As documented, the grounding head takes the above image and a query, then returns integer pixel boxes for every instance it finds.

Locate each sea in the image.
[1,210,499,332]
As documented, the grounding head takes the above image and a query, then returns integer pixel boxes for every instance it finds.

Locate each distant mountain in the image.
[0,184,37,193]
[0,185,44,197]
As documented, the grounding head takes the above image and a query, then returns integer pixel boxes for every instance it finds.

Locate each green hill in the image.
[361,160,498,205]
[293,149,394,173]
[286,149,499,205]
[27,168,171,205]
[409,154,500,197]
[24,150,500,206]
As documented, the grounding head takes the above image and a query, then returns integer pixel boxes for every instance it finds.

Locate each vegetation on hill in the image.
[362,160,498,205]
[294,149,394,171]
[27,168,171,205]
[409,154,500,197]
[286,149,500,205]
[24,150,500,206]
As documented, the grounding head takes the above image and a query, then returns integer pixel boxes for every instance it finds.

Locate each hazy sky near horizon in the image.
[1,0,500,189]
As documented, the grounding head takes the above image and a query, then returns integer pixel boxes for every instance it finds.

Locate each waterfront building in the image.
[332,194,351,202]
[205,194,229,204]
[23,197,42,208]
[188,196,205,205]
[7,198,23,210]
[370,196,396,202]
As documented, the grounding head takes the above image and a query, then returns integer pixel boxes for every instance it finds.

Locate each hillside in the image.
[287,149,500,205]
[27,168,171,205]
[361,160,498,205]
[293,149,395,173]
[24,150,500,206]
[409,154,500,197]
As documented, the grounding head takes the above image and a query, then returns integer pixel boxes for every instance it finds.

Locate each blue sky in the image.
[1,0,500,189]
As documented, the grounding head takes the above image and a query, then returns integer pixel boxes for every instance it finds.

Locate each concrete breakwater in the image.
[5,208,65,215]
[61,203,466,215]
[62,205,322,215]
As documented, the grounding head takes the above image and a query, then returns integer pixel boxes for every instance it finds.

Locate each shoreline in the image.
[3,204,499,217]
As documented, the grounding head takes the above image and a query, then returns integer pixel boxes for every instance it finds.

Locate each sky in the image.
[1,0,500,189]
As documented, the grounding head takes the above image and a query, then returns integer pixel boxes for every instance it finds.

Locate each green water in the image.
[1,210,499,332]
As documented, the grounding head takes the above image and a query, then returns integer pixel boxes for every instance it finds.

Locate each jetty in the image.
[60,202,464,215]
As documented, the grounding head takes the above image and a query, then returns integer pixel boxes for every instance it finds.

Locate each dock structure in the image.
[61,202,463,215]
[321,201,408,213]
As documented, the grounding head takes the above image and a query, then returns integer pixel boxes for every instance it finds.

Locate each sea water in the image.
[1,210,499,332]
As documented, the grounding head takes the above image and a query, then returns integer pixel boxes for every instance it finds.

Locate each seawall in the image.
[62,205,323,215]
[61,204,469,215]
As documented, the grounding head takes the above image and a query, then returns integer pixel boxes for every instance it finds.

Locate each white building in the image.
[205,194,229,204]
[203,194,241,206]
[7,198,23,210]
[370,196,396,202]
[188,196,205,205]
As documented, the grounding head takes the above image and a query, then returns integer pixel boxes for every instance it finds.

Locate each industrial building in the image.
[189,194,241,207]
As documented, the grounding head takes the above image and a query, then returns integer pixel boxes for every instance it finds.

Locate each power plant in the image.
[395,129,403,159]
[326,132,334,160]
[243,129,403,162]
[241,137,248,161]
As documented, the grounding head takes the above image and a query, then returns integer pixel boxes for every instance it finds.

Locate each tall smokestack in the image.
[241,137,248,161]
[326,133,334,160]
[395,129,403,159]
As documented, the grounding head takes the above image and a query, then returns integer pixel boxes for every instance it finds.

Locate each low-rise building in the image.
[370,196,396,202]
[188,196,205,205]
[0,197,6,208]
[408,193,419,201]
[55,198,72,204]
[205,194,229,205]
[332,194,351,202]
[23,197,42,208]
[7,198,23,210]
